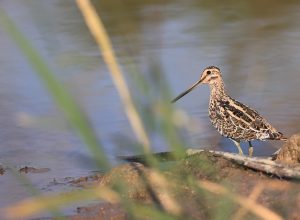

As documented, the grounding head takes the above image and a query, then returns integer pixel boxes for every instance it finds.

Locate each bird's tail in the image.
[269,131,288,141]
[268,132,288,160]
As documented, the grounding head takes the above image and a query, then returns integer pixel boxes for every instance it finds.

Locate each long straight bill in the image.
[171,79,202,103]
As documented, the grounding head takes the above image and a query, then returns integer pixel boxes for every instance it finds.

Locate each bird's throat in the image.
[209,81,226,100]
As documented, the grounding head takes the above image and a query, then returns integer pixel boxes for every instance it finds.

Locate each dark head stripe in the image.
[205,66,220,71]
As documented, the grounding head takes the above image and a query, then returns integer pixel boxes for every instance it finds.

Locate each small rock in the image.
[275,133,300,164]
[19,166,51,174]
[0,165,5,175]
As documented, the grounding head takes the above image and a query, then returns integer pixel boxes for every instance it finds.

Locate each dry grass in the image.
[76,0,150,153]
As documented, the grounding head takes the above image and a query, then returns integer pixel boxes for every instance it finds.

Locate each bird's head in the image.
[199,66,222,85]
[171,66,223,103]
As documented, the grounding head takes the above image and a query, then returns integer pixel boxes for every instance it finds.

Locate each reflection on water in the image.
[1,0,300,210]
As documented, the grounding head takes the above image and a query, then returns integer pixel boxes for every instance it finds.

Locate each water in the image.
[1,0,300,212]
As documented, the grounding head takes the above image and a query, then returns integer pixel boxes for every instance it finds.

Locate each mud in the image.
[4,152,299,219]
[61,152,300,220]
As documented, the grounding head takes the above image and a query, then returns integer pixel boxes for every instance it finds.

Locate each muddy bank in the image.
[64,151,300,220]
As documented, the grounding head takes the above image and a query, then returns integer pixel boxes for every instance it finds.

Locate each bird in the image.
[172,66,287,156]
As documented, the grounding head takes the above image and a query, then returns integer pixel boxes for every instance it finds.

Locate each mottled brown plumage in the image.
[172,66,286,156]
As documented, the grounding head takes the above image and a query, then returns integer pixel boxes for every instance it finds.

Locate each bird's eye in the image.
[207,70,211,75]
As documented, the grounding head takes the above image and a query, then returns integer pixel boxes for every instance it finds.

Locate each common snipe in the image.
[172,66,286,156]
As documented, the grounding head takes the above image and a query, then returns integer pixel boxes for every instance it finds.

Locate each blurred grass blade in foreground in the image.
[76,0,151,154]
[0,9,110,170]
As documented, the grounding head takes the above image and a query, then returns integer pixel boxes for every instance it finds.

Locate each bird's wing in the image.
[219,97,283,140]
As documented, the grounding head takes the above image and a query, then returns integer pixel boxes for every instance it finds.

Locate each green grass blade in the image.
[0,9,110,170]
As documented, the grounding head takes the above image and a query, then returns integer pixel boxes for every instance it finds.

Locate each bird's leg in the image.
[231,139,243,155]
[248,141,253,157]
